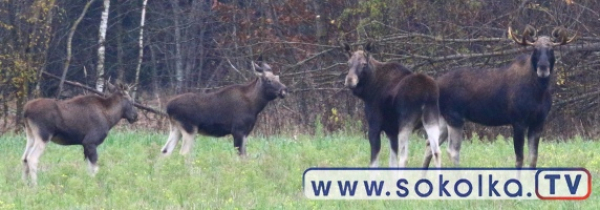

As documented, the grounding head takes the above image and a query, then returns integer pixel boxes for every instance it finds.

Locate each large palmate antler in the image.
[551,26,578,46]
[508,24,537,46]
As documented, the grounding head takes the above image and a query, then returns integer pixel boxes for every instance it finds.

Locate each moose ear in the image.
[105,82,117,94]
[253,62,263,72]
[252,61,264,76]
[261,62,272,72]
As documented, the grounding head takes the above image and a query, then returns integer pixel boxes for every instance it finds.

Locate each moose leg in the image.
[423,141,432,168]
[26,135,48,185]
[424,122,442,168]
[22,122,35,162]
[386,132,399,168]
[397,125,413,168]
[83,144,99,175]
[22,122,36,181]
[233,133,247,157]
[512,125,526,168]
[424,119,448,167]
[81,131,106,176]
[447,125,463,167]
[161,122,182,156]
[436,117,449,146]
[367,126,382,168]
[179,127,197,155]
[527,123,544,168]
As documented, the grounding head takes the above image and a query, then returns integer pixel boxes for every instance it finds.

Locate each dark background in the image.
[1,0,599,140]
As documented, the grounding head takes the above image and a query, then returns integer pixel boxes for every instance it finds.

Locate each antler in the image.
[127,83,137,91]
[340,40,352,58]
[271,63,280,75]
[551,26,577,46]
[508,25,536,46]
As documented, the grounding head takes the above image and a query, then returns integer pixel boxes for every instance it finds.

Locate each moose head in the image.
[508,25,577,78]
[252,60,287,99]
[105,81,138,124]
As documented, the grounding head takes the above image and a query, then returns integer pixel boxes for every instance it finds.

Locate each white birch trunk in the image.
[96,0,110,92]
[170,0,184,92]
[132,0,149,100]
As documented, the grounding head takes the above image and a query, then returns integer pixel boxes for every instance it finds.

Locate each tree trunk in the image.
[116,2,125,83]
[96,0,110,92]
[196,26,206,87]
[170,0,184,93]
[313,1,327,45]
[132,0,149,100]
[150,44,160,101]
[58,0,94,98]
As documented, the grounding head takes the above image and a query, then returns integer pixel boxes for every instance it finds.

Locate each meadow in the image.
[0,130,598,210]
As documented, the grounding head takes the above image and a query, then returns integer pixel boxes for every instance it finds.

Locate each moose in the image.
[343,43,443,168]
[22,82,138,185]
[161,60,287,157]
[423,25,577,169]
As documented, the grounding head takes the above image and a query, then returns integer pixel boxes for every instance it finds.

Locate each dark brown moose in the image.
[423,25,577,169]
[343,43,443,168]
[22,82,138,185]
[161,60,287,157]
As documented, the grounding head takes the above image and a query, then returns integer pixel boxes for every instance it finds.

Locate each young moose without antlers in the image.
[423,25,577,169]
[161,60,287,157]
[343,43,443,168]
[22,82,138,185]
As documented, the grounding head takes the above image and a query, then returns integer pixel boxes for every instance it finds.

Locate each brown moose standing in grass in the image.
[21,82,138,185]
[161,59,287,157]
[422,25,577,169]
[343,42,443,168]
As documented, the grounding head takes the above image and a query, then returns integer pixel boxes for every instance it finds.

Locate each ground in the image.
[0,130,598,209]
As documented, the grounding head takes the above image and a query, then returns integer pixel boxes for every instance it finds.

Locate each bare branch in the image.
[555,89,600,107]
[226,58,247,80]
[58,0,95,98]
[408,42,600,69]
[283,48,337,72]
[42,72,166,116]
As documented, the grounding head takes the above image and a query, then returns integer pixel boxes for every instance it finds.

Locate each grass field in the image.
[0,130,598,209]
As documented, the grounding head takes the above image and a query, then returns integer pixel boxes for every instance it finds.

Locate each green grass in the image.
[0,130,598,209]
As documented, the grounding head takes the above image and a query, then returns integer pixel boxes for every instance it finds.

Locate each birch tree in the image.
[132,0,149,100]
[95,0,110,92]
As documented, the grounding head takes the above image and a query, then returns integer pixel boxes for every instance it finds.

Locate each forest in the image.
[1,0,599,140]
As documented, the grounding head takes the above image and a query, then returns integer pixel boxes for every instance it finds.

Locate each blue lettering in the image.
[337,181,358,196]
[488,175,500,196]
[565,174,582,195]
[415,179,433,197]
[478,174,483,197]
[363,180,385,196]
[311,181,331,196]
[439,174,451,197]
[396,179,409,197]
[504,179,523,197]
[544,174,561,195]
[454,179,473,197]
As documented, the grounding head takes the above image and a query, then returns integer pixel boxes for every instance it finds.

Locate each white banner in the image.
[303,168,591,200]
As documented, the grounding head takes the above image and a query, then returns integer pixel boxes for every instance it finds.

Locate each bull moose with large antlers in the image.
[343,42,443,168]
[423,25,577,169]
[161,59,287,157]
[22,82,138,185]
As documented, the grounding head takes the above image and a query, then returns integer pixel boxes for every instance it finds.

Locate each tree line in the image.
[1,0,599,139]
